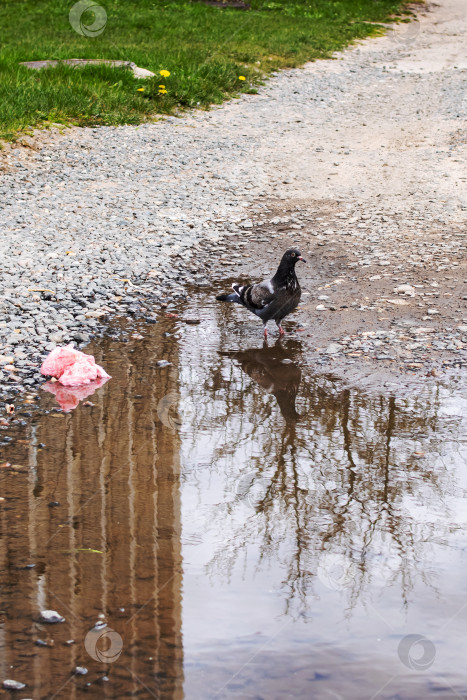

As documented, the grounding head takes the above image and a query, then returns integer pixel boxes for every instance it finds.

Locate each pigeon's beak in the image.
[298,255,306,263]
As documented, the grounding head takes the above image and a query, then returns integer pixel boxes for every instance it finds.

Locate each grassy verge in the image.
[0,0,413,142]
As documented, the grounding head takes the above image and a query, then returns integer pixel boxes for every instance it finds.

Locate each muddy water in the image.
[0,294,466,700]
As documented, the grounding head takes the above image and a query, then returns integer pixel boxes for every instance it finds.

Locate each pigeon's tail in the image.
[216,292,240,303]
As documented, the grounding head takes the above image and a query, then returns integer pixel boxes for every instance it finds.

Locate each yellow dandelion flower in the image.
[137,87,145,92]
[238,75,246,81]
[158,89,168,94]
[158,84,166,89]
[160,69,170,78]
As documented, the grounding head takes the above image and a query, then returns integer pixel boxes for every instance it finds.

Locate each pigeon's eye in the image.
[291,252,295,257]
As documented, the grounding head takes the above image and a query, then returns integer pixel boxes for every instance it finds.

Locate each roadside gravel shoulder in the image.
[0,0,465,396]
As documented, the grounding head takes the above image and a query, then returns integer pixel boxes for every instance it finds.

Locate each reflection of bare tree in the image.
[181,337,460,616]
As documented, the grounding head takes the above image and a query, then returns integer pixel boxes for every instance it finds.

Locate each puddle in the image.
[0,293,466,699]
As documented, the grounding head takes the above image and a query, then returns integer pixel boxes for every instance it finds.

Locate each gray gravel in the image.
[0,121,268,387]
[0,0,465,392]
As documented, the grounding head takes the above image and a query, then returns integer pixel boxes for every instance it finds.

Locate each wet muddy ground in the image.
[1,280,466,699]
[208,203,467,387]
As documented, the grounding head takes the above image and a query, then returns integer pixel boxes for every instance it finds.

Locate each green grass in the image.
[0,0,413,141]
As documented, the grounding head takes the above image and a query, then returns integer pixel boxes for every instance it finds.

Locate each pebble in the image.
[394,284,416,296]
[2,680,26,690]
[324,343,343,355]
[91,621,107,631]
[39,609,65,623]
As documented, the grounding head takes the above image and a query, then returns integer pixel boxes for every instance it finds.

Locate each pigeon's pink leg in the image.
[264,327,268,339]
[276,321,285,336]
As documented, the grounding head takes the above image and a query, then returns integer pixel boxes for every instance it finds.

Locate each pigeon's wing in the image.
[232,280,275,310]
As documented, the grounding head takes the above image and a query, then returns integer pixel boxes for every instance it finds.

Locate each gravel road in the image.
[0,0,465,392]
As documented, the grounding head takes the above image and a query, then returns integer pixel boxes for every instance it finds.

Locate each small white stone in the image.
[324,343,342,354]
[394,284,415,296]
[3,680,26,691]
[40,609,65,623]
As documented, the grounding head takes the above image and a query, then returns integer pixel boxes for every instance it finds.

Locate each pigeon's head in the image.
[282,248,306,265]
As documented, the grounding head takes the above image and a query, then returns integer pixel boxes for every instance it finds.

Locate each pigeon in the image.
[216,248,306,337]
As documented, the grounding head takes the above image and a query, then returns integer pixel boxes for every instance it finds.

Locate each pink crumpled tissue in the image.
[40,344,111,386]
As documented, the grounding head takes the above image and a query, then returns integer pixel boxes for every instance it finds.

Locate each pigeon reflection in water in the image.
[222,340,302,422]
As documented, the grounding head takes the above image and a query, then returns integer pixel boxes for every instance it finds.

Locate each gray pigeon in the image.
[216,248,306,337]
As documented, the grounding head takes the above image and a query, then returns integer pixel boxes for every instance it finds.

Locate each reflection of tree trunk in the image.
[341,389,356,494]
[155,374,183,698]
[320,390,357,551]
[287,423,307,610]
[383,396,396,506]
[0,331,184,699]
